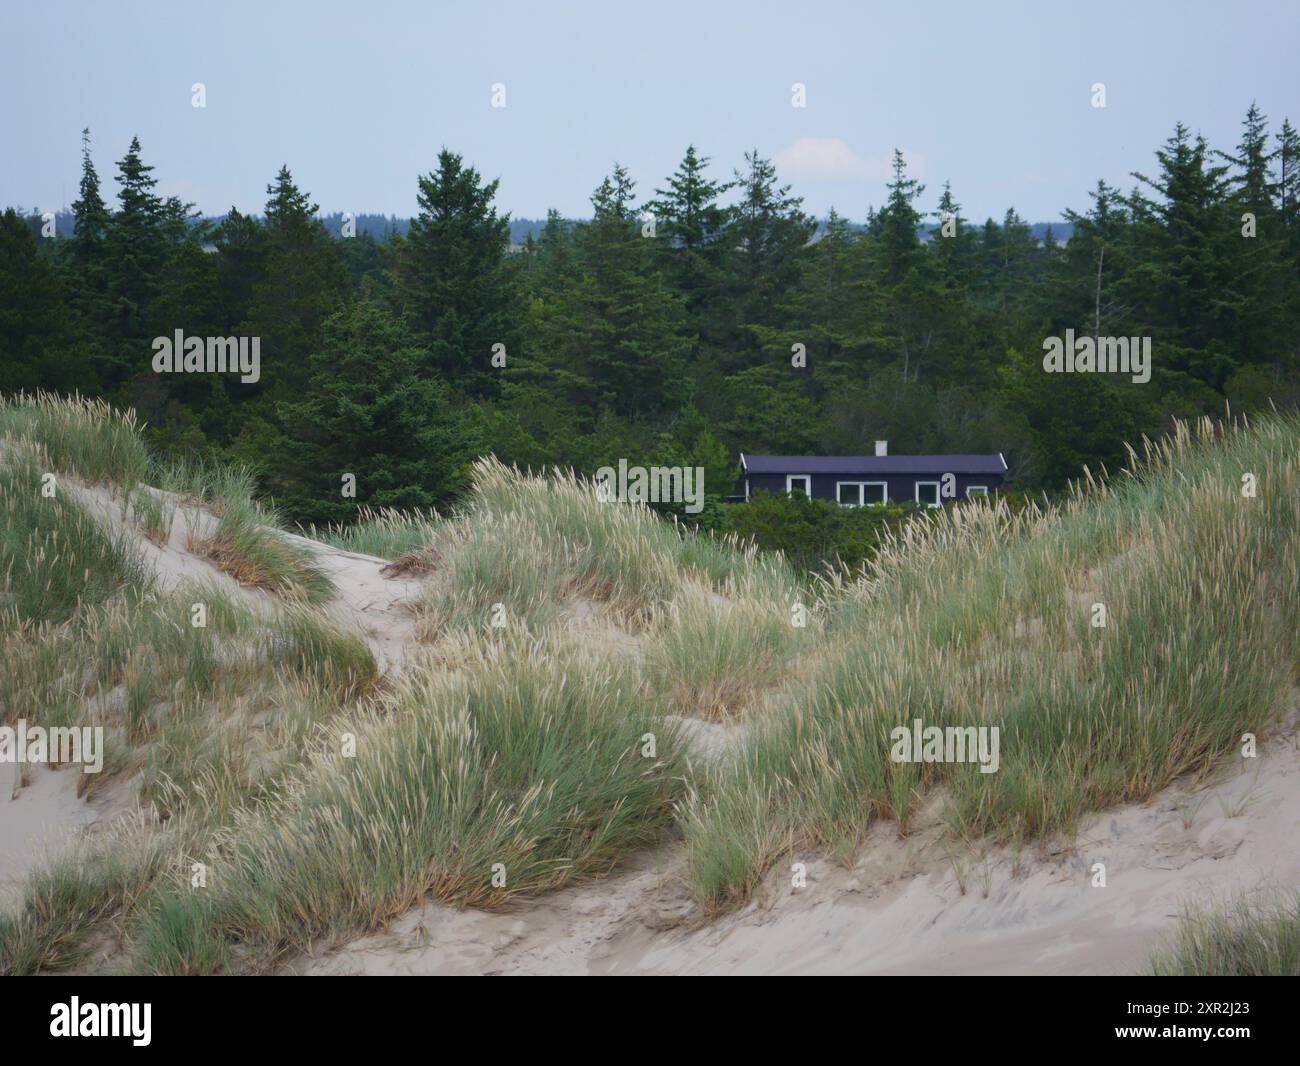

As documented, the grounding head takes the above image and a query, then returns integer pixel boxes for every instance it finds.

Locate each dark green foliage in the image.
[273,297,477,524]
[240,166,350,398]
[6,110,1300,533]
[391,149,520,398]
[725,489,922,573]
[0,209,93,392]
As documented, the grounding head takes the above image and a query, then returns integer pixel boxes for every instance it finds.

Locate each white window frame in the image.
[836,480,889,507]
[965,485,989,498]
[786,475,812,498]
[915,480,942,508]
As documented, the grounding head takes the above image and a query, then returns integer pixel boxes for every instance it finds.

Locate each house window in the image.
[786,475,812,498]
[837,481,888,507]
[915,481,941,508]
[966,485,989,498]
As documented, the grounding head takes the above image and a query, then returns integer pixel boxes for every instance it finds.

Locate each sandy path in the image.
[10,475,1300,975]
[69,482,421,674]
[291,711,1300,976]
[0,765,96,906]
[278,530,420,675]
[0,482,423,905]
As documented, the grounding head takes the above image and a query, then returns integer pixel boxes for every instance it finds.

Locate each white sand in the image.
[0,764,103,906]
[279,530,421,675]
[70,482,422,675]
[12,477,1300,975]
[0,483,423,905]
[291,710,1300,976]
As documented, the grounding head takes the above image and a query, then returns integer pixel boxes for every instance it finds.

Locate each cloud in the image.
[773,138,927,183]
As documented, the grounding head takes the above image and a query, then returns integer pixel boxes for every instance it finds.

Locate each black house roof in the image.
[741,453,1007,476]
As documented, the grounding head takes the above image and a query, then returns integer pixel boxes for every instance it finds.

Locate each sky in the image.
[1,0,1297,225]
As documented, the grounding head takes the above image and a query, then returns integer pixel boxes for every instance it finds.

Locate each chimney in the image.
[875,440,888,457]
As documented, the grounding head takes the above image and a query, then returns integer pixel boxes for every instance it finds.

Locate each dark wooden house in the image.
[732,442,1007,507]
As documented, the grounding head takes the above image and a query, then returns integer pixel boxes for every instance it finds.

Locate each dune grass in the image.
[301,506,440,560]
[0,446,151,628]
[0,393,334,604]
[0,391,149,488]
[127,486,176,546]
[682,414,1300,911]
[0,580,379,973]
[418,457,809,641]
[645,578,815,719]
[4,396,1299,974]
[122,637,684,974]
[189,495,334,603]
[1146,894,1300,976]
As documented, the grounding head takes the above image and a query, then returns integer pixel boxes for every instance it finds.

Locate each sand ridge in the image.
[290,707,1300,976]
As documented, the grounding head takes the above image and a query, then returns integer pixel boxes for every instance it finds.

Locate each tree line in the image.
[2,106,1298,526]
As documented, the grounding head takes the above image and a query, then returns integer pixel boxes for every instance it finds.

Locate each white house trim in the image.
[786,474,812,497]
[965,485,989,498]
[915,480,941,508]
[836,480,889,507]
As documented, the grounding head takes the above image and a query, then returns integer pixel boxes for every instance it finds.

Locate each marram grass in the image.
[682,414,1300,910]
[3,398,1299,972]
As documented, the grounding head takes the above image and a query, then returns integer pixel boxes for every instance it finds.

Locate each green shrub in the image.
[724,489,923,573]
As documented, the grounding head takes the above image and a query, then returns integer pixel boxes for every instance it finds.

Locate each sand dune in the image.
[0,482,422,908]
[7,471,1297,975]
[291,705,1299,976]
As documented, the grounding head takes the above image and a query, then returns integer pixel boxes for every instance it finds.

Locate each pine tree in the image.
[70,128,109,269]
[530,208,577,298]
[930,181,979,291]
[1216,104,1288,374]
[0,208,92,392]
[64,129,113,378]
[274,297,474,524]
[750,209,879,398]
[644,146,732,319]
[1060,180,1132,339]
[211,207,267,331]
[1127,123,1238,397]
[102,135,167,387]
[241,166,350,396]
[531,165,690,423]
[720,151,815,370]
[866,150,942,381]
[392,149,519,397]
[875,149,925,286]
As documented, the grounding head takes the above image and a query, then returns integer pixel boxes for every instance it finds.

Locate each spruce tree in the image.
[70,128,109,270]
[720,151,815,370]
[102,135,166,387]
[274,296,474,524]
[241,166,350,397]
[1127,123,1238,398]
[644,145,732,320]
[0,208,90,392]
[393,149,519,397]
[1217,104,1288,372]
[529,165,690,423]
